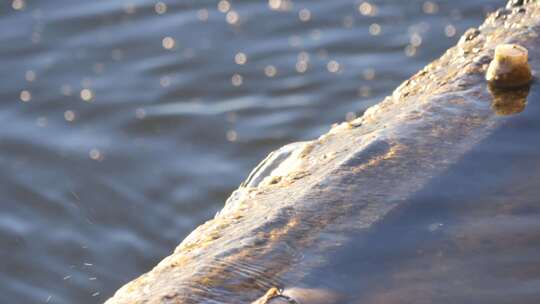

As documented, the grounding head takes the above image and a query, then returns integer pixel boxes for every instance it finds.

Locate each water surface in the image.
[0,0,509,303]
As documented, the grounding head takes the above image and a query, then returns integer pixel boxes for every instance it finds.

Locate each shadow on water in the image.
[298,83,540,303]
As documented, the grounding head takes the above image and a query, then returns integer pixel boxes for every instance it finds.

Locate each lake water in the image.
[0,0,518,303]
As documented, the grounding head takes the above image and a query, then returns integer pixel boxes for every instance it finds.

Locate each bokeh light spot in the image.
[154,2,167,14]
[64,110,76,122]
[369,23,381,35]
[20,90,31,102]
[234,52,247,65]
[264,65,277,77]
[162,36,176,50]
[80,89,94,102]
[231,74,243,86]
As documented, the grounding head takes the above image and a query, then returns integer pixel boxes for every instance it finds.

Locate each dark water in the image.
[0,0,511,303]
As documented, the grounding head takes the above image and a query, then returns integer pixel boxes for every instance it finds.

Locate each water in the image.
[0,0,512,303]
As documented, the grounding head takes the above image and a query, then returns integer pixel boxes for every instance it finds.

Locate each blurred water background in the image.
[0,0,506,303]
